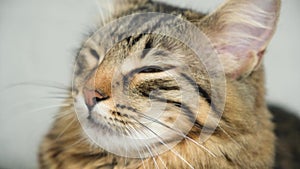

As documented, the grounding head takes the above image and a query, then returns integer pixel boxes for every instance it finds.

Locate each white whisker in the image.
[133,117,194,169]
[16,103,72,115]
[157,155,167,169]
[126,125,147,169]
[55,109,74,119]
[0,81,69,93]
[141,138,160,169]
[136,112,216,157]
[55,117,77,140]
[65,137,87,149]
[94,0,106,26]
[4,97,69,110]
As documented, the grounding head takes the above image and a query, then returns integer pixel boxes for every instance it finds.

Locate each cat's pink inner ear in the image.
[203,0,281,78]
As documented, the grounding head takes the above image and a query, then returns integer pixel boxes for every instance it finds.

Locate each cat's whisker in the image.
[184,135,216,157]
[211,124,247,166]
[54,109,74,120]
[136,149,148,169]
[17,103,72,115]
[40,96,72,100]
[157,155,168,169]
[148,142,165,169]
[124,141,128,167]
[206,123,242,166]
[48,90,71,96]
[0,81,70,93]
[96,0,114,26]
[94,0,106,26]
[133,111,216,157]
[136,134,160,169]
[126,125,148,169]
[208,117,245,151]
[3,96,70,111]
[132,117,195,169]
[65,137,87,150]
[142,139,159,169]
[217,124,243,149]
[107,1,114,20]
[55,117,77,140]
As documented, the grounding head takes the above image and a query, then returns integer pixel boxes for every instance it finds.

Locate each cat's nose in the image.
[83,88,108,110]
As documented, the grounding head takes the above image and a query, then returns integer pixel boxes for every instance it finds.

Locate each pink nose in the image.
[83,88,108,110]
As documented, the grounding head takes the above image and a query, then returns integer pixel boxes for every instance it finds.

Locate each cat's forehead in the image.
[86,33,188,65]
[75,12,216,86]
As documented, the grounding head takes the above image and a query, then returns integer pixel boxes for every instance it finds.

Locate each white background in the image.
[0,0,299,168]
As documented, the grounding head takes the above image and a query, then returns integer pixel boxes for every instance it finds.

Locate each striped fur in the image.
[39,0,280,168]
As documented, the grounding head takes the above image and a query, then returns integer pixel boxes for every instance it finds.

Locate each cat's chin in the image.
[80,114,177,158]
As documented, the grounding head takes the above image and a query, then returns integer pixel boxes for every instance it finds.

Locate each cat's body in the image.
[270,105,300,169]
[39,0,282,168]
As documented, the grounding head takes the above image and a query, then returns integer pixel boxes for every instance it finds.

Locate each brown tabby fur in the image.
[39,0,281,168]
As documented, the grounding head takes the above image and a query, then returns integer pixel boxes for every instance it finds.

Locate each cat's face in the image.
[73,28,215,157]
[72,0,280,158]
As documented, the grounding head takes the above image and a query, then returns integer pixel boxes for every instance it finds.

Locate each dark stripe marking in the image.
[90,49,100,60]
[181,73,212,104]
[141,40,153,59]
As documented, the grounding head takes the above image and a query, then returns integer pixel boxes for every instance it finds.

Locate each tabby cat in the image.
[39,0,281,168]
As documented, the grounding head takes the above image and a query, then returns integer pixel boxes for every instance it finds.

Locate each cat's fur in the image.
[39,0,281,168]
[270,105,300,169]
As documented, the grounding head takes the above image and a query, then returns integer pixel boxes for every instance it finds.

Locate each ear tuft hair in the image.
[112,0,150,14]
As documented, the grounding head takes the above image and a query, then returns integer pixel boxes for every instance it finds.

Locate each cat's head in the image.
[72,0,280,158]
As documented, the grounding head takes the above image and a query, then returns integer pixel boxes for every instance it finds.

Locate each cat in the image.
[39,0,282,168]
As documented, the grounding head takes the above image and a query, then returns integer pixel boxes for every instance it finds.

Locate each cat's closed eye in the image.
[139,66,165,73]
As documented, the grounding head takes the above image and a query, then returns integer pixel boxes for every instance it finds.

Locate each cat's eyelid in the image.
[138,65,175,74]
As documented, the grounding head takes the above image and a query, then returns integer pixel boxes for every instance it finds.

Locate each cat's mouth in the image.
[84,102,134,135]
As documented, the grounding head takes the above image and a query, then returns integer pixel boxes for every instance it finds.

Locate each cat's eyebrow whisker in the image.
[132,117,195,169]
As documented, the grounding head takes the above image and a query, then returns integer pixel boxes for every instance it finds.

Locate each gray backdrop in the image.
[0,0,299,168]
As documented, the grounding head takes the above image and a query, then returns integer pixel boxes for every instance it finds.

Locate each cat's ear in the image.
[200,0,281,79]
